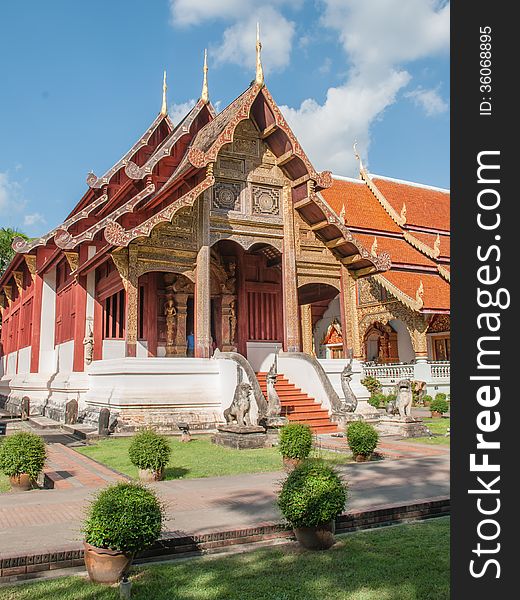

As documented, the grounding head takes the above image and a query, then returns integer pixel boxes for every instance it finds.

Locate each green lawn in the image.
[413,417,450,445]
[76,436,352,480]
[0,474,9,493]
[0,518,450,600]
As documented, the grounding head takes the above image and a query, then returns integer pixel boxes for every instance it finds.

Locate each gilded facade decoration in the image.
[252,185,280,215]
[427,314,451,333]
[213,181,242,211]
[12,271,24,293]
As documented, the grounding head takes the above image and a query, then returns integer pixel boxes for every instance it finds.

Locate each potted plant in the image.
[0,431,46,491]
[430,396,449,418]
[83,481,164,584]
[278,422,313,470]
[128,429,172,481]
[360,375,382,396]
[278,460,347,550]
[346,421,379,462]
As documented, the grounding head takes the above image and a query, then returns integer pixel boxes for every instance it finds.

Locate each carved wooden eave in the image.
[12,193,109,254]
[12,271,23,293]
[54,183,156,250]
[64,251,79,273]
[308,192,391,276]
[23,255,37,280]
[124,100,216,181]
[374,273,424,312]
[403,231,440,259]
[2,285,13,305]
[186,83,333,191]
[87,113,174,189]
[104,174,215,247]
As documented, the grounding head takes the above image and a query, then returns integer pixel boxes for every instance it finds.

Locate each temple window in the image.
[103,289,125,340]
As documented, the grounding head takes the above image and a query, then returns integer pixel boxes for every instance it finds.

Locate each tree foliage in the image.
[0,227,28,275]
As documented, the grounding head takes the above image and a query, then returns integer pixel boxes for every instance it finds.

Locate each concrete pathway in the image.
[0,453,449,558]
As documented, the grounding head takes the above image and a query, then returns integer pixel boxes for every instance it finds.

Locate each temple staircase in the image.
[256,372,338,434]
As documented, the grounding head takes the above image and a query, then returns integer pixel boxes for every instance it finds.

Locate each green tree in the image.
[0,228,28,275]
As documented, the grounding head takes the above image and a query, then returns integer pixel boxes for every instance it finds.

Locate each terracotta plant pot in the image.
[138,468,164,482]
[283,457,302,471]
[293,520,336,550]
[431,411,442,418]
[83,542,133,585]
[9,473,32,492]
[354,453,371,462]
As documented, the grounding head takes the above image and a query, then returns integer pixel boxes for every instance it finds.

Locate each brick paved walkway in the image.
[43,443,126,490]
[0,453,449,558]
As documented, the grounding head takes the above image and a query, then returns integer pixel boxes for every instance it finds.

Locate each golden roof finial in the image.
[161,70,168,116]
[201,49,209,104]
[371,236,378,256]
[255,22,264,87]
[353,140,365,175]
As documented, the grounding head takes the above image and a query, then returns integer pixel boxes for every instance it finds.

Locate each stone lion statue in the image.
[395,378,413,417]
[266,359,282,418]
[224,382,253,426]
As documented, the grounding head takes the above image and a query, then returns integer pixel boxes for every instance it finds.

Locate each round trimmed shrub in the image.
[278,460,347,527]
[361,376,382,396]
[128,429,171,472]
[430,397,449,415]
[83,482,164,553]
[346,421,379,458]
[435,392,447,403]
[0,431,46,480]
[278,423,313,460]
[368,393,386,409]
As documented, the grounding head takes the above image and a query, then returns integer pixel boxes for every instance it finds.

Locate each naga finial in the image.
[161,70,168,116]
[255,22,264,87]
[201,49,209,104]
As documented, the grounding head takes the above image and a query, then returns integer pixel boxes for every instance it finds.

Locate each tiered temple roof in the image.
[321,168,450,314]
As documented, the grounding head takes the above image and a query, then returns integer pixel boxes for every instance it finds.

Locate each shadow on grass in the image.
[163,466,190,479]
[0,519,449,600]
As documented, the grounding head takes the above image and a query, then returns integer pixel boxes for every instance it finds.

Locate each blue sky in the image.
[0,1,449,237]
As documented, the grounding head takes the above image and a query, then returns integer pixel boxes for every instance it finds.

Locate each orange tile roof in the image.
[371,176,450,231]
[354,233,437,268]
[322,178,402,234]
[382,271,450,311]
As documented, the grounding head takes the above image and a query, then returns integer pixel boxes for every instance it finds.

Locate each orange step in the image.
[256,371,338,433]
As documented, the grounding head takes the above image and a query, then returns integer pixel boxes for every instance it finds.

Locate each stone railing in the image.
[430,362,450,379]
[362,361,450,395]
[363,363,415,381]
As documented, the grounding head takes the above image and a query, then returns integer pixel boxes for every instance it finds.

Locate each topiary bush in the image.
[435,392,447,403]
[128,429,171,472]
[278,460,347,527]
[430,397,449,415]
[346,421,379,458]
[278,422,313,460]
[83,481,164,554]
[368,393,386,409]
[0,431,46,480]
[361,376,382,396]
[422,394,433,406]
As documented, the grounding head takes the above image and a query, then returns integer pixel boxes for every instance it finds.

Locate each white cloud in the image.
[168,0,450,176]
[169,99,197,125]
[0,172,23,215]
[405,86,448,116]
[281,70,410,174]
[23,213,46,227]
[281,0,449,175]
[169,0,299,73]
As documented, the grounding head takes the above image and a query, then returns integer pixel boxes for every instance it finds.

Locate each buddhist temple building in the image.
[0,45,449,431]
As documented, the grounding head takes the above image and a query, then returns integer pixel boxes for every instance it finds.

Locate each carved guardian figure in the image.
[395,378,413,417]
[340,353,358,413]
[266,359,282,418]
[224,382,253,427]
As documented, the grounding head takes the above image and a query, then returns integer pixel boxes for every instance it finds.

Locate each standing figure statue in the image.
[164,297,177,355]
[83,323,94,366]
[229,299,237,347]
[340,350,358,413]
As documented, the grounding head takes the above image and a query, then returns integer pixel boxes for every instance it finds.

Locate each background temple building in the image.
[0,47,450,432]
